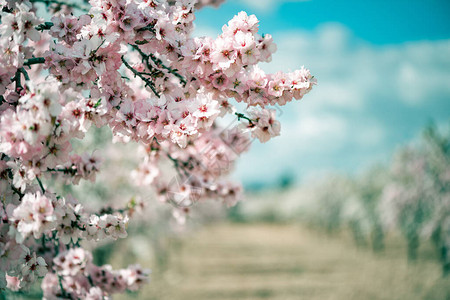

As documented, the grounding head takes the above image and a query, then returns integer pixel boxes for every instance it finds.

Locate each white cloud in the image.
[234,23,450,184]
[394,46,450,105]
[264,23,450,107]
[191,22,450,184]
[240,0,310,13]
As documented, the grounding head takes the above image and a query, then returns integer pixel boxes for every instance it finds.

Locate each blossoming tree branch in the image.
[0,0,316,297]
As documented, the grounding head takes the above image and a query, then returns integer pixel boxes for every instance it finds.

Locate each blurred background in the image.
[195,0,450,187]
[76,0,450,299]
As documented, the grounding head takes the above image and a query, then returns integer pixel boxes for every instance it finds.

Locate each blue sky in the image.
[194,0,450,187]
[196,0,450,44]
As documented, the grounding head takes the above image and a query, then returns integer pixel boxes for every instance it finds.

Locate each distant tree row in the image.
[230,124,450,276]
[302,125,450,276]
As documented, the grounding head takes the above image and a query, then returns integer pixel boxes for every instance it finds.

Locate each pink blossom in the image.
[0,0,315,296]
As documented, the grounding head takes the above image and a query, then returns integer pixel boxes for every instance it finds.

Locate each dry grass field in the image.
[115,223,450,300]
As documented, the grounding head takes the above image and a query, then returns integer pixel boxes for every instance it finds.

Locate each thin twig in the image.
[19,68,29,81]
[129,44,155,76]
[137,25,156,33]
[149,53,187,86]
[13,69,22,90]
[47,167,77,175]
[58,275,68,298]
[36,176,46,193]
[35,22,54,31]
[11,58,45,90]
[121,56,160,98]
[130,44,187,86]
[24,57,46,67]
[11,185,24,198]
[235,112,254,125]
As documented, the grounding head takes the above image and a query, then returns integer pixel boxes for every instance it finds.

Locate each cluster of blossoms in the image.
[41,248,149,299]
[0,0,315,296]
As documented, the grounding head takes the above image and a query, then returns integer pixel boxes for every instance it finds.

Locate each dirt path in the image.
[118,223,450,300]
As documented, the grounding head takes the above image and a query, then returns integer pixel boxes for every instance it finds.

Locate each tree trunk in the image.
[349,220,367,248]
[440,244,449,277]
[431,224,449,277]
[407,232,419,262]
[371,224,385,252]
